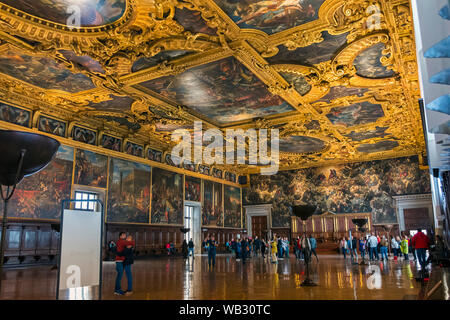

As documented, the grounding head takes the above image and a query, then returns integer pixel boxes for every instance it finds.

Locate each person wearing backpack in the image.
[188,238,195,258]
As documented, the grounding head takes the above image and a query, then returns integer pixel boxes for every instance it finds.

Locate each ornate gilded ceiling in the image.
[0,0,427,175]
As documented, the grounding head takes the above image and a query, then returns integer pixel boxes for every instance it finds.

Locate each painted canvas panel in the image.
[345,126,390,141]
[279,135,325,153]
[139,57,295,124]
[279,72,311,96]
[0,0,126,27]
[165,153,182,168]
[174,7,217,35]
[214,0,325,35]
[151,168,183,225]
[185,176,201,202]
[59,50,105,74]
[183,162,196,172]
[74,149,108,188]
[88,95,135,112]
[212,168,223,179]
[0,102,30,127]
[38,115,66,137]
[225,172,237,182]
[198,164,210,176]
[6,145,74,219]
[148,148,163,162]
[243,156,431,226]
[132,50,194,73]
[267,31,349,65]
[357,140,399,153]
[0,50,95,93]
[203,181,223,227]
[326,101,384,127]
[124,141,144,158]
[100,134,122,152]
[107,158,151,223]
[203,180,214,226]
[224,186,242,228]
[354,43,396,78]
[72,126,97,145]
[314,86,369,104]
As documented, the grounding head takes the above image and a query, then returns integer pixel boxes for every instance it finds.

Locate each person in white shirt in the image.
[391,236,400,261]
[368,233,379,261]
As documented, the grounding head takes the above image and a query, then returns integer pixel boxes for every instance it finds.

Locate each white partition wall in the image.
[57,200,103,300]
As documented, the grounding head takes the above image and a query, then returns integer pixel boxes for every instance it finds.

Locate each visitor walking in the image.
[309,234,318,261]
[380,236,389,261]
[254,236,261,257]
[241,238,249,264]
[114,232,134,296]
[359,237,366,260]
[400,235,409,260]
[121,235,135,296]
[182,239,188,259]
[271,237,278,264]
[277,237,283,259]
[261,238,267,259]
[411,229,430,273]
[368,233,379,261]
[391,236,400,261]
[340,238,348,259]
[207,236,218,269]
[188,238,195,258]
[282,237,289,258]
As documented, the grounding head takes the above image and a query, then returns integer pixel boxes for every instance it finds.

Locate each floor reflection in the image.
[0,255,437,300]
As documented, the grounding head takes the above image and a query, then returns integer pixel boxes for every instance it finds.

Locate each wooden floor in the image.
[0,254,428,300]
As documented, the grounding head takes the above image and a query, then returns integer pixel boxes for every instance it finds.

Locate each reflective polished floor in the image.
[0,254,432,300]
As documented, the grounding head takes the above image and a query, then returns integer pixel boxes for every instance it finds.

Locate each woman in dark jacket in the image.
[117,235,135,296]
[182,240,189,259]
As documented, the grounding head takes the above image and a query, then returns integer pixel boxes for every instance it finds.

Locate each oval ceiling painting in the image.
[279,136,326,154]
[0,0,126,27]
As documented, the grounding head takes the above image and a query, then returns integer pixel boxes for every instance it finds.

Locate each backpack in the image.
[108,241,117,254]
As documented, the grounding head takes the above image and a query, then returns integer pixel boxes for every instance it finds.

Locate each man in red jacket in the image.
[411,229,430,272]
[114,232,135,295]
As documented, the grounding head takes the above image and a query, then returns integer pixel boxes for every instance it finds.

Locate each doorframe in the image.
[243,204,272,239]
[184,200,202,254]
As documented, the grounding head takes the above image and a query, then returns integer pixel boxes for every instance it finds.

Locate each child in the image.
[400,236,409,261]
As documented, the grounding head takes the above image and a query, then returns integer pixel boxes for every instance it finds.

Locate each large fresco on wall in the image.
[0,50,95,93]
[151,168,183,225]
[267,31,349,65]
[326,101,384,127]
[353,43,396,79]
[74,149,108,188]
[6,145,74,219]
[243,156,431,226]
[214,0,325,35]
[185,176,201,202]
[107,158,151,224]
[224,185,242,228]
[139,57,295,124]
[0,0,126,27]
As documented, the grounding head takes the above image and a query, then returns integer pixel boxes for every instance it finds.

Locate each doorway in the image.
[184,202,201,254]
[251,216,268,240]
